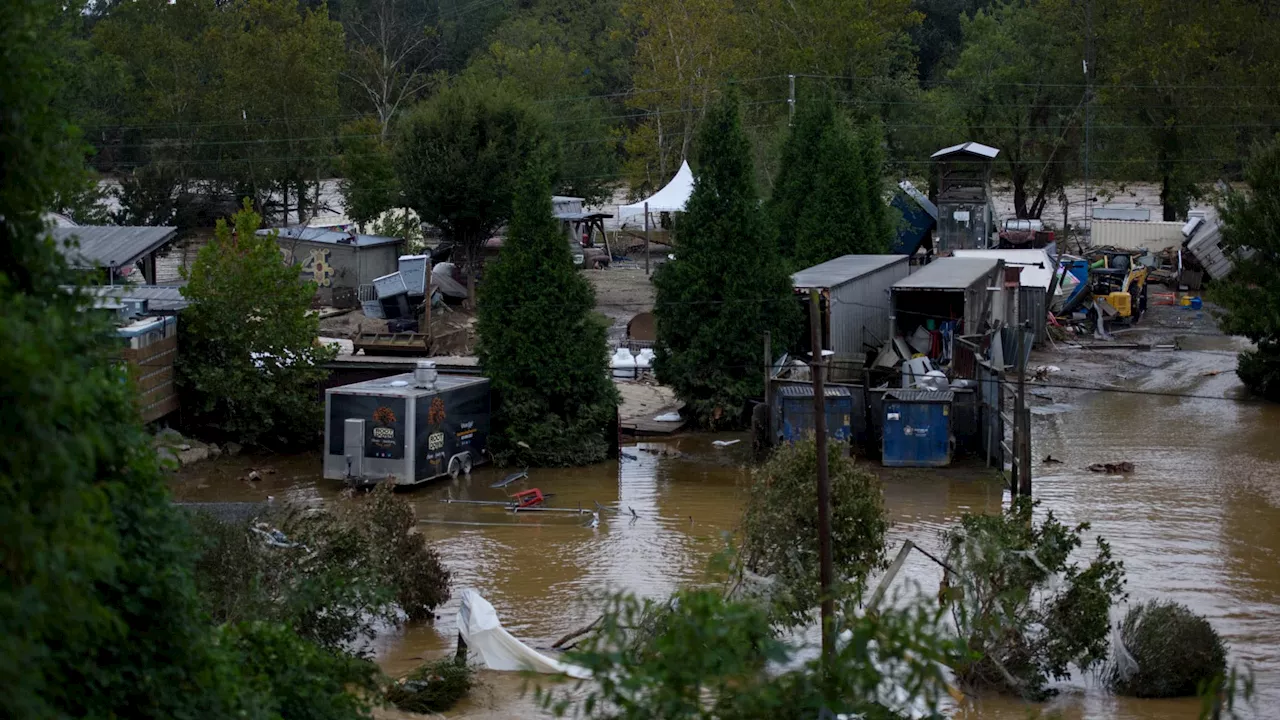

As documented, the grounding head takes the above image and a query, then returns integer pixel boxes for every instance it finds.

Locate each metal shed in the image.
[261,227,403,307]
[51,225,178,284]
[792,255,910,359]
[890,256,1003,339]
[954,249,1054,345]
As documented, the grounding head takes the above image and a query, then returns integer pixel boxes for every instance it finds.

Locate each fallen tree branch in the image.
[552,616,602,649]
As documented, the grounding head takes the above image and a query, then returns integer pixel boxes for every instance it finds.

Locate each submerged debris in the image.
[1109,600,1227,698]
[384,658,476,714]
[1088,461,1136,474]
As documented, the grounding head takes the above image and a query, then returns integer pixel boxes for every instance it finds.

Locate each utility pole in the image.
[1016,351,1030,496]
[809,289,834,666]
[788,74,797,126]
[763,330,772,403]
[1083,0,1094,235]
[643,201,651,276]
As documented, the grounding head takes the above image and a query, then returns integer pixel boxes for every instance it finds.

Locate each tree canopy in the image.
[653,88,799,428]
[476,155,619,466]
[1211,140,1280,401]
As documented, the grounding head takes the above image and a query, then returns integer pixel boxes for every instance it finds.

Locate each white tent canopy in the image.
[619,160,695,223]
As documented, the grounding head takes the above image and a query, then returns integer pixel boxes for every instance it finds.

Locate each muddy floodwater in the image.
[173,340,1280,719]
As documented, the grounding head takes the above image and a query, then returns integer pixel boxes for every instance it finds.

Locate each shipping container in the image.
[1090,220,1184,252]
[882,390,953,467]
[324,364,490,487]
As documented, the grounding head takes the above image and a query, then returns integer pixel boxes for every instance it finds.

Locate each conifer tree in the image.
[476,155,618,466]
[653,87,800,429]
[771,87,893,269]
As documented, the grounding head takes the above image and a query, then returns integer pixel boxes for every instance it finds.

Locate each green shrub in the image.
[1110,600,1228,698]
[739,438,889,627]
[385,658,476,714]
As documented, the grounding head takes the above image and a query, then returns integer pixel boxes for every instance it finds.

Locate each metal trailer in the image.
[882,390,954,467]
[792,255,911,359]
[324,363,490,487]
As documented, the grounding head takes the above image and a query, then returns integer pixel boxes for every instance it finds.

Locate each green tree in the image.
[653,88,800,429]
[543,588,959,719]
[1109,600,1227,698]
[395,77,552,306]
[932,0,1082,219]
[739,438,889,628]
[476,156,619,466]
[1211,140,1280,401]
[339,0,441,137]
[770,88,892,268]
[944,498,1127,700]
[339,117,401,231]
[178,201,335,447]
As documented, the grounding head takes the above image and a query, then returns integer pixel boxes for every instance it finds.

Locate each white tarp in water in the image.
[619,160,695,222]
[457,589,592,679]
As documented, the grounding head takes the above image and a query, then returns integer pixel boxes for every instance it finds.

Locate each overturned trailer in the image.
[324,361,490,487]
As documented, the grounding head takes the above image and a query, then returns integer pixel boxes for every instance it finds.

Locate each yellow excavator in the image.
[1087,247,1148,324]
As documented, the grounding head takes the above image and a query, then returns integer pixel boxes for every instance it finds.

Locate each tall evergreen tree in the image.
[476,155,619,466]
[771,87,892,269]
[653,87,800,429]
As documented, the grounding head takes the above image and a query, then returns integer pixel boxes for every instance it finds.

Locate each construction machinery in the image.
[1086,247,1148,323]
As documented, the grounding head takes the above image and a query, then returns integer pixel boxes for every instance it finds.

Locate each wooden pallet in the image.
[352,332,430,356]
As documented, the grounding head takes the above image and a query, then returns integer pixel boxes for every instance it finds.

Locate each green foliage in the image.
[930,0,1082,220]
[1109,600,1227,698]
[739,438,889,627]
[944,498,1127,700]
[221,621,379,720]
[178,201,335,447]
[542,588,959,719]
[384,657,476,714]
[339,117,401,231]
[771,88,893,268]
[1211,140,1280,401]
[191,484,451,649]
[395,76,553,298]
[653,89,800,429]
[477,157,619,466]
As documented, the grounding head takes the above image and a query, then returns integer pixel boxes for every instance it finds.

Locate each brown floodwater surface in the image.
[173,355,1280,718]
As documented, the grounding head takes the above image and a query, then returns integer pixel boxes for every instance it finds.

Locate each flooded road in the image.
[173,341,1280,718]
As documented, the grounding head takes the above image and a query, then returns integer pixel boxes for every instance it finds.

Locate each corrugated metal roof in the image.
[1090,220,1183,252]
[50,226,178,268]
[886,389,955,402]
[931,142,999,160]
[953,249,1054,290]
[776,385,853,397]
[260,227,401,248]
[893,257,999,290]
[793,255,908,289]
[81,284,190,312]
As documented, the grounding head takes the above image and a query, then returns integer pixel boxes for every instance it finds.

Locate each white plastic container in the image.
[635,348,654,372]
[610,348,637,379]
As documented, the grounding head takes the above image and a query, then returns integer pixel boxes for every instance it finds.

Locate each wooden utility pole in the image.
[643,201,651,276]
[1017,331,1032,496]
[763,330,772,402]
[809,290,835,666]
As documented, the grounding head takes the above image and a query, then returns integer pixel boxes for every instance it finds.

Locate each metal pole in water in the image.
[809,289,834,667]
[644,201,651,276]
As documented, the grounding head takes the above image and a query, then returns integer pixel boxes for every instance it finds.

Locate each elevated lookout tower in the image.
[932,142,999,252]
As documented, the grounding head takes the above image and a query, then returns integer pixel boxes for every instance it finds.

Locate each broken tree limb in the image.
[867,541,916,614]
[551,616,601,649]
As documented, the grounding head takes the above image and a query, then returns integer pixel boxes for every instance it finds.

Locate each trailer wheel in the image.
[448,455,462,480]
[460,452,473,476]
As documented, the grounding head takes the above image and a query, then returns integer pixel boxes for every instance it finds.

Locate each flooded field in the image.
[172,329,1280,719]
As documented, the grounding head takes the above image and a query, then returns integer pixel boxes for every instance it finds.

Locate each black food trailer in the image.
[324,362,491,487]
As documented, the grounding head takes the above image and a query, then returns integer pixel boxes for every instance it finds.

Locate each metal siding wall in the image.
[1020,287,1047,346]
[1090,220,1184,251]
[828,259,909,355]
[359,245,400,285]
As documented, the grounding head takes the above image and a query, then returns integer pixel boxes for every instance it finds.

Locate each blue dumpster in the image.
[775,385,853,449]
[882,390,953,467]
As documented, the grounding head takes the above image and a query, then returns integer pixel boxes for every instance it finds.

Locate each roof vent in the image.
[414,359,438,391]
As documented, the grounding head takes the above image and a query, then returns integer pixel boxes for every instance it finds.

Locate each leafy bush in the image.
[191,484,450,650]
[222,621,379,720]
[542,589,959,720]
[1110,600,1228,698]
[476,156,618,467]
[739,438,889,627]
[944,498,1127,700]
[178,200,335,448]
[385,658,476,714]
